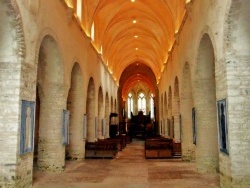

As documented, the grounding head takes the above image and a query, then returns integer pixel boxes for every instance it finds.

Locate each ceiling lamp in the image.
[131,0,135,2]
[135,48,138,50]
[133,20,137,24]
[134,35,138,38]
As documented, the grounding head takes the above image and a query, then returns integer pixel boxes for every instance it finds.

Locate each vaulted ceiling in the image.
[64,0,189,95]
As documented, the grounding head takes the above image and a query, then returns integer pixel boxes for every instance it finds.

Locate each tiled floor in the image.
[32,140,219,188]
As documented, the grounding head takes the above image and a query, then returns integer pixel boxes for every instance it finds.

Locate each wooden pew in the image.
[85,141,118,159]
[173,142,182,158]
[115,135,127,149]
[105,138,123,151]
[119,134,132,144]
[145,138,173,158]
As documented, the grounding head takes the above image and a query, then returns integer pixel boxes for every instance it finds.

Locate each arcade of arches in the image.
[0,0,249,187]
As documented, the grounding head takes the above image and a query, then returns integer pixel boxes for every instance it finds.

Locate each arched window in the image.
[76,0,82,21]
[138,93,146,115]
[100,46,103,54]
[91,22,95,41]
[150,94,154,119]
[127,93,133,119]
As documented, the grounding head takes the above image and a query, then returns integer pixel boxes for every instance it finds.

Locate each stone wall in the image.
[222,0,250,187]
[0,0,29,187]
[158,0,250,187]
[0,0,249,187]
[0,0,118,187]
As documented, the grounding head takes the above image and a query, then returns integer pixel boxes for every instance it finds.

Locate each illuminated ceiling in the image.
[64,0,190,93]
[119,62,157,100]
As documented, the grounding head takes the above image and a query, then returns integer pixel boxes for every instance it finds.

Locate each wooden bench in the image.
[118,134,132,144]
[115,135,127,149]
[85,141,118,159]
[105,138,124,151]
[173,142,182,157]
[145,138,173,158]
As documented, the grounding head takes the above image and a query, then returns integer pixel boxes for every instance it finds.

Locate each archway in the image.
[164,91,168,136]
[168,87,173,138]
[105,92,110,138]
[37,35,65,171]
[181,62,195,161]
[194,33,218,173]
[86,77,96,142]
[36,35,65,171]
[66,63,84,160]
[98,86,104,139]
[173,77,181,142]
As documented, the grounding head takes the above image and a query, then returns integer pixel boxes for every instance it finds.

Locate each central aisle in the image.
[33,140,219,188]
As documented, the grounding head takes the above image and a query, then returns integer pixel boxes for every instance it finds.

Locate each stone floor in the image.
[32,140,219,188]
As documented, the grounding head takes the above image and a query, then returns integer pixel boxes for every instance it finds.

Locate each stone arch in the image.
[168,86,173,138]
[194,33,218,173]
[66,63,84,160]
[36,35,65,172]
[98,86,104,139]
[105,92,110,138]
[221,1,250,186]
[224,0,250,56]
[173,77,181,142]
[86,77,96,142]
[0,0,26,63]
[28,0,40,14]
[37,35,64,87]
[181,62,195,161]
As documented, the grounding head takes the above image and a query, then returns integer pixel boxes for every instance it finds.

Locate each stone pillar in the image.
[180,105,196,161]
[194,80,218,173]
[194,34,218,173]
[105,116,110,138]
[181,62,195,161]
[67,103,84,161]
[174,114,181,143]
[37,85,66,172]
[162,119,168,138]
[167,111,173,138]
[98,118,104,139]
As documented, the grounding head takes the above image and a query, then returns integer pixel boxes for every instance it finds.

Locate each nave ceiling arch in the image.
[64,0,189,94]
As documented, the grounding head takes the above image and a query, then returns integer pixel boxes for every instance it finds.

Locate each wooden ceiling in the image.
[64,0,189,93]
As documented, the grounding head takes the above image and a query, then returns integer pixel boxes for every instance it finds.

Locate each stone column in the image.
[37,84,66,172]
[174,115,181,143]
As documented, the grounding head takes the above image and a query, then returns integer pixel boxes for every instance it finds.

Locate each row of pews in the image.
[145,136,181,159]
[85,135,181,159]
[85,134,131,159]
